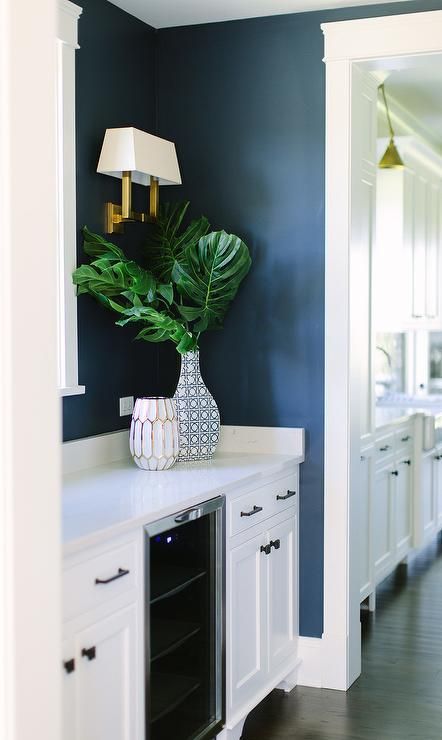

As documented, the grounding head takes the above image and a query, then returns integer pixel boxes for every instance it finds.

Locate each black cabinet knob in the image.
[391,470,399,477]
[270,539,281,551]
[63,658,75,674]
[260,543,271,556]
[81,646,96,661]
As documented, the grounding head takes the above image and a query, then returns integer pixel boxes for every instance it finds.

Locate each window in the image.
[57,0,84,396]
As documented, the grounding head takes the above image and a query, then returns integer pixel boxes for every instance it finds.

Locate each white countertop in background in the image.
[63,452,302,555]
[375,407,418,430]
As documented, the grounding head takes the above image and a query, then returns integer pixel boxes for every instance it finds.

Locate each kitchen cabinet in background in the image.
[375,137,442,332]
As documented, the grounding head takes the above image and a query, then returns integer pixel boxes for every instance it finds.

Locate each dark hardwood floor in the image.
[242,534,442,739]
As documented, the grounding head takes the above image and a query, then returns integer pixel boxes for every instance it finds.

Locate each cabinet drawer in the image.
[64,539,137,622]
[375,432,395,464]
[229,473,297,537]
[395,427,413,455]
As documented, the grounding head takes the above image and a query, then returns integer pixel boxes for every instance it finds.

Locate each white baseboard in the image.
[297,636,324,688]
[63,425,305,476]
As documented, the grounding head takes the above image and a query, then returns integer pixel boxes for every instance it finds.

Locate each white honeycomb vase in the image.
[173,350,220,462]
[129,397,179,471]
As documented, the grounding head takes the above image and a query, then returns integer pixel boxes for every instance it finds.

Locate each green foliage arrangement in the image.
[73,202,252,355]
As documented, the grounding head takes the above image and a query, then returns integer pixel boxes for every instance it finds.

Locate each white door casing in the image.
[322,9,442,691]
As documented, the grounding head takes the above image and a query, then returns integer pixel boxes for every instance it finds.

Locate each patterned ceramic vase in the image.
[130,397,179,471]
[173,350,220,461]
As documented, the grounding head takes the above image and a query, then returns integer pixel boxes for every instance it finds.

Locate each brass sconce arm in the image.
[105,172,160,234]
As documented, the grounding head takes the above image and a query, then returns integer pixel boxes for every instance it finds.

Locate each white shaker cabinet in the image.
[229,532,267,710]
[226,471,299,739]
[420,449,437,544]
[267,516,297,674]
[395,454,413,559]
[62,532,144,740]
[375,138,442,331]
[373,459,395,584]
[358,448,374,602]
[361,419,415,604]
[74,604,138,740]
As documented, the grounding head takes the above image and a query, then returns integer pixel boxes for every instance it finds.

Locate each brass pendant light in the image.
[378,83,405,169]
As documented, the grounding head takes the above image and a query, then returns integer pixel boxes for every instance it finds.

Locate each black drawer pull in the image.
[81,646,96,661]
[260,543,271,555]
[401,459,411,466]
[379,445,391,452]
[391,470,399,477]
[241,505,263,517]
[401,435,411,442]
[95,567,129,585]
[63,658,75,674]
[270,539,281,550]
[435,455,442,461]
[277,490,296,501]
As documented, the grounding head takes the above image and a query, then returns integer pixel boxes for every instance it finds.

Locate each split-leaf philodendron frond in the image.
[72,202,251,354]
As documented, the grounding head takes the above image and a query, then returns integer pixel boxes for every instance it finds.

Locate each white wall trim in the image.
[322,10,442,62]
[297,637,324,688]
[63,425,305,476]
[0,1,61,738]
[56,0,83,395]
[322,9,442,691]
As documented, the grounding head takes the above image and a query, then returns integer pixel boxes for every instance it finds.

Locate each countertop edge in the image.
[63,454,303,558]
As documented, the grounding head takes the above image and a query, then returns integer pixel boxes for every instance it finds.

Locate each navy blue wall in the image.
[66,0,442,637]
[155,0,442,637]
[62,0,178,441]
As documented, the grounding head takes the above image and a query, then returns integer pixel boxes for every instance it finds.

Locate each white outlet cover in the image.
[119,396,134,416]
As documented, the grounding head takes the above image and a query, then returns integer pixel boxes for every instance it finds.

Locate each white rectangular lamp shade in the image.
[97,127,181,186]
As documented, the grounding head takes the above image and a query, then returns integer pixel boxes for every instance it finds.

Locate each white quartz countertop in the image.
[63,452,302,555]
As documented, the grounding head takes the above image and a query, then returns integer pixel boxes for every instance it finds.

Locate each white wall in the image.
[0,1,61,738]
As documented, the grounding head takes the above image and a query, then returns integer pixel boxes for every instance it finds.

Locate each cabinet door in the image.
[420,451,437,543]
[229,532,267,714]
[412,174,428,319]
[62,639,76,740]
[426,183,439,319]
[75,603,140,740]
[357,451,374,601]
[395,457,413,559]
[373,462,395,583]
[267,516,297,673]
[435,453,442,529]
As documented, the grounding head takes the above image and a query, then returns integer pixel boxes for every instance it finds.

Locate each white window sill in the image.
[59,385,86,397]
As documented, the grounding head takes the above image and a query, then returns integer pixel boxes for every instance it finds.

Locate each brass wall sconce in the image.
[378,84,404,169]
[97,127,182,233]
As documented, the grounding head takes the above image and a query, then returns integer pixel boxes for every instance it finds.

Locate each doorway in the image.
[322,9,442,691]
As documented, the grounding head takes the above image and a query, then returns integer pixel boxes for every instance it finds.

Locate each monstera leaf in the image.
[82,226,126,262]
[115,305,197,354]
[73,228,172,309]
[172,231,251,333]
[147,201,210,283]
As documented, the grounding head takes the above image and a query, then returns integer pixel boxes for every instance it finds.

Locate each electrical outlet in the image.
[119,396,134,417]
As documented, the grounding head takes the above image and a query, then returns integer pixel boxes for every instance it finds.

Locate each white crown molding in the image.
[322,10,442,62]
[63,425,305,476]
[58,0,82,48]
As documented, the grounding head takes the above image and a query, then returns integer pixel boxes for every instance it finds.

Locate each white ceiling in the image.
[375,55,442,151]
[108,0,412,29]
